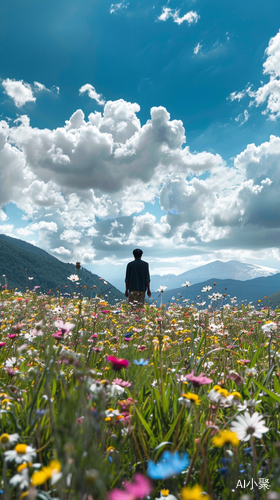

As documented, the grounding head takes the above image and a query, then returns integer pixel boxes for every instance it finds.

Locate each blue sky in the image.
[1,0,280,286]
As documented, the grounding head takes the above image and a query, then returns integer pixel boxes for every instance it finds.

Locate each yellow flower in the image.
[15,444,29,454]
[31,460,61,486]
[229,391,241,402]
[19,492,29,500]
[0,433,10,444]
[181,392,201,405]
[181,485,210,500]
[161,490,170,497]
[212,430,239,447]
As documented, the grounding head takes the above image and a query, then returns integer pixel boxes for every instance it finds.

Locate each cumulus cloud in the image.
[1,93,280,275]
[1,79,50,108]
[2,79,36,107]
[158,8,199,26]
[51,246,72,256]
[79,84,106,106]
[7,102,223,197]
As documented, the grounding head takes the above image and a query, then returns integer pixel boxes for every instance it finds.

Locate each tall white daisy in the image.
[230,412,269,441]
[4,443,37,464]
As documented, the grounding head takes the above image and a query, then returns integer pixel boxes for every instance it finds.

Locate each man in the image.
[125,249,151,305]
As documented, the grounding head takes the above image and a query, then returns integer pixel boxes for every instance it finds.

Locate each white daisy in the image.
[67,274,80,282]
[0,433,19,450]
[4,443,37,464]
[105,408,122,418]
[230,412,269,441]
[10,463,30,489]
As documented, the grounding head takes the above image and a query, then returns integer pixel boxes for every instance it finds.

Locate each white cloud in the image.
[235,109,249,125]
[1,79,54,108]
[110,2,129,14]
[229,89,248,102]
[0,224,14,234]
[60,229,82,245]
[34,82,50,93]
[7,103,222,197]
[128,213,171,242]
[1,95,280,276]
[194,43,202,55]
[17,227,35,236]
[29,221,58,232]
[51,246,72,256]
[79,84,106,105]
[0,210,7,222]
[230,30,280,121]
[158,8,199,26]
[2,79,36,107]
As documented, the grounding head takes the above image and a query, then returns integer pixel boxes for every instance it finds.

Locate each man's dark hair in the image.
[133,248,143,258]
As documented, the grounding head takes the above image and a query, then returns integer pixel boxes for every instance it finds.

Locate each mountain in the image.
[0,234,125,303]
[150,260,279,291]
[258,291,280,309]
[150,273,280,307]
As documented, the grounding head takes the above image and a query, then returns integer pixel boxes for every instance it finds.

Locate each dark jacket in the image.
[125,259,150,292]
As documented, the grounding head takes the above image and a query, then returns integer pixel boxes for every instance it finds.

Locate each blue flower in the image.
[134,359,149,366]
[147,451,189,479]
[219,467,227,476]
[125,332,133,338]
[244,447,252,455]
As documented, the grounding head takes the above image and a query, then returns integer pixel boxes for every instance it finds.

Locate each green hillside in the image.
[0,234,125,303]
[259,291,280,309]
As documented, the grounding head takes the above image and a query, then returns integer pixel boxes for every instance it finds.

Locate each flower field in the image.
[1,285,280,500]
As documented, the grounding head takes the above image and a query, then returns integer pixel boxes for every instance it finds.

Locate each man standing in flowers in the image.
[125,249,151,305]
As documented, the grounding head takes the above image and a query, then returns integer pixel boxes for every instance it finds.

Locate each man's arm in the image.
[125,264,130,297]
[146,263,151,297]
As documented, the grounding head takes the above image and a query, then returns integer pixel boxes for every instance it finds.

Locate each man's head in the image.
[133,248,143,259]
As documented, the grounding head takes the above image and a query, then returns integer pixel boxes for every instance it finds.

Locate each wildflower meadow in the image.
[1,280,280,500]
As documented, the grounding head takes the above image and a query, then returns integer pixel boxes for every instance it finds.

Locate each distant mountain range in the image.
[150,260,279,291]
[150,273,280,307]
[1,234,279,307]
[0,234,125,303]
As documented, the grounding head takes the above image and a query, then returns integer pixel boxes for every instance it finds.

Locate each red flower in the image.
[107,356,129,371]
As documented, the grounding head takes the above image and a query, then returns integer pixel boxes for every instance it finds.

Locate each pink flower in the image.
[108,474,152,500]
[139,346,146,351]
[113,378,131,388]
[7,334,17,339]
[228,371,244,385]
[92,334,98,338]
[0,342,6,348]
[54,320,74,335]
[52,331,63,339]
[183,370,213,387]
[107,356,129,371]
